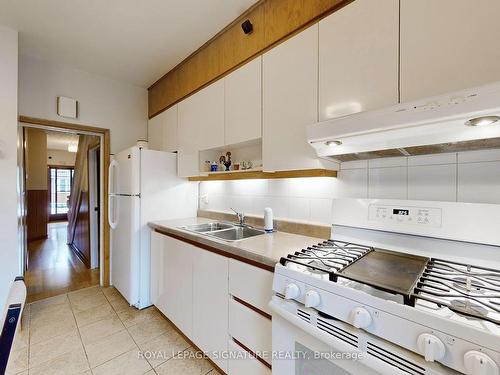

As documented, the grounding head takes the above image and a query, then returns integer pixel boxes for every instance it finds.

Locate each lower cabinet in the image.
[150,231,273,375]
[150,232,194,339]
[193,248,229,372]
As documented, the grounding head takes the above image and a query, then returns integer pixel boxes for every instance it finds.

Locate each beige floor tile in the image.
[79,314,125,345]
[29,330,83,368]
[102,286,120,299]
[70,292,109,313]
[5,345,28,375]
[107,293,131,312]
[92,348,152,375]
[138,327,190,368]
[29,347,90,375]
[30,300,73,325]
[30,294,69,314]
[29,315,78,344]
[127,314,171,344]
[84,329,137,368]
[74,301,117,328]
[12,325,29,351]
[68,285,102,301]
[117,306,161,328]
[155,350,214,375]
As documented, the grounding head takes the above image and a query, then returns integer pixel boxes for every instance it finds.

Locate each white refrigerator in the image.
[108,146,198,309]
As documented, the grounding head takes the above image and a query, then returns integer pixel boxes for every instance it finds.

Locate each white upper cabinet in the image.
[178,80,225,176]
[319,0,399,120]
[147,105,178,152]
[263,25,332,172]
[400,0,500,102]
[147,112,163,151]
[224,57,262,146]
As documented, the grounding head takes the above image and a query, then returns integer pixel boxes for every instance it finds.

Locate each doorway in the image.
[19,117,110,303]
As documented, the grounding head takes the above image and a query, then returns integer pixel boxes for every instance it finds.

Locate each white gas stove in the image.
[270,199,500,375]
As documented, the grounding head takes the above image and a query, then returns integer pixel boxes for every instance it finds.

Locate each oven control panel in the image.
[369,204,442,227]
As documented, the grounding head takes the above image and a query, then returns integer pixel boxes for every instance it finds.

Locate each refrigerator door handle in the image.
[108,159,119,195]
[108,195,119,229]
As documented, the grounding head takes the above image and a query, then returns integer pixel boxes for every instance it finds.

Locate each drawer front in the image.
[229,298,272,363]
[228,340,272,375]
[228,259,274,315]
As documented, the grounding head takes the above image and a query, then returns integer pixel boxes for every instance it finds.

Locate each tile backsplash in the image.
[199,149,500,224]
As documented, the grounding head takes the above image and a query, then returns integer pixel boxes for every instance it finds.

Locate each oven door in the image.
[270,298,407,375]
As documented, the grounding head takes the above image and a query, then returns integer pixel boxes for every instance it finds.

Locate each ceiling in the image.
[46,130,79,151]
[0,0,258,87]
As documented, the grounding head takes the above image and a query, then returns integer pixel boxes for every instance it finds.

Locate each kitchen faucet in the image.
[231,208,245,226]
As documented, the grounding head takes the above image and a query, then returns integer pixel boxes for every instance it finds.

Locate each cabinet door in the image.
[193,248,229,372]
[263,25,329,172]
[148,106,178,152]
[319,0,399,120]
[401,0,500,102]
[162,105,178,152]
[147,112,164,151]
[225,57,262,145]
[162,235,194,339]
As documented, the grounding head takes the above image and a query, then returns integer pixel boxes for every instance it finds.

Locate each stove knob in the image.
[464,351,499,375]
[350,307,372,329]
[417,333,446,362]
[284,283,300,300]
[304,290,321,308]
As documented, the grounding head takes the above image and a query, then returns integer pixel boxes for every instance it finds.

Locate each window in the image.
[49,167,74,218]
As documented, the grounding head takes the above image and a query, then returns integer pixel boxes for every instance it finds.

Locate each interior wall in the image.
[48,149,76,166]
[25,129,48,190]
[25,128,49,241]
[19,55,148,153]
[199,149,500,225]
[0,25,19,311]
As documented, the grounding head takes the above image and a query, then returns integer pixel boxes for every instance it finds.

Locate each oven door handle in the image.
[268,298,409,375]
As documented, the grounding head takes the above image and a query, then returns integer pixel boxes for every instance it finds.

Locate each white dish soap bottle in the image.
[264,207,274,233]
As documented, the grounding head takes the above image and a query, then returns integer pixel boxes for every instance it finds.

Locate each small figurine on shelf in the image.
[219,152,232,171]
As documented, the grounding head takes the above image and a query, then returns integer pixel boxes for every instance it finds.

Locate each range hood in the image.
[307,82,500,162]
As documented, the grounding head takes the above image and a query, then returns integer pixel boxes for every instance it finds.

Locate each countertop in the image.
[148,217,325,270]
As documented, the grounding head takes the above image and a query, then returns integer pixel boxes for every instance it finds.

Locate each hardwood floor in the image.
[25,222,99,303]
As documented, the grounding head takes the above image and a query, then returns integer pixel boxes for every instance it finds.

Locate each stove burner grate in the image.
[279,240,372,280]
[413,259,500,325]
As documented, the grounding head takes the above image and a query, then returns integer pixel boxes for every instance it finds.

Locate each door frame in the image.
[19,115,111,287]
[88,142,100,269]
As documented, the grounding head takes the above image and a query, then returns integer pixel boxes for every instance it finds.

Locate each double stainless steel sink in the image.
[178,222,266,242]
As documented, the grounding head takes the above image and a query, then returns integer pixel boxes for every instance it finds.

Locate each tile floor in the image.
[6,286,220,375]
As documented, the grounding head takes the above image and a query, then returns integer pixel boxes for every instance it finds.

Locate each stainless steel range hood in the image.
[307,82,500,162]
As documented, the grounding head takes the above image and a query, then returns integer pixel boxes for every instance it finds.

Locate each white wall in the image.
[0,25,19,310]
[19,55,148,153]
[47,149,76,166]
[199,149,500,225]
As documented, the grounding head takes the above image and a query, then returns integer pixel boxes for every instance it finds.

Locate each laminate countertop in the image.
[148,217,325,271]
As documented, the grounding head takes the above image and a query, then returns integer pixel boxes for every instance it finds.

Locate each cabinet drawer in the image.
[229,298,272,363]
[229,259,273,315]
[228,340,272,375]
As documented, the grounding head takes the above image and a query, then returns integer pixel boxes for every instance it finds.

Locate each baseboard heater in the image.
[0,277,26,375]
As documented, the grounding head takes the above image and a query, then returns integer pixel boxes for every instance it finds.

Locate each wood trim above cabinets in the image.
[148,0,353,118]
[188,168,337,181]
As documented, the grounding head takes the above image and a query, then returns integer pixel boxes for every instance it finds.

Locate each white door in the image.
[111,195,140,306]
[113,146,140,195]
[193,248,229,372]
